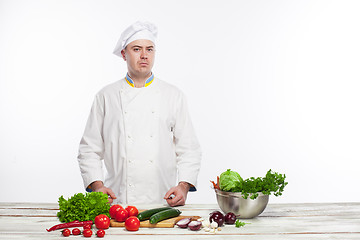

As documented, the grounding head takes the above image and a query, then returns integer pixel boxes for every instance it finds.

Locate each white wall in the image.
[1,0,359,204]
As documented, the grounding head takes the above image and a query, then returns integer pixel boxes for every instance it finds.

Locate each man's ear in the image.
[121,49,126,61]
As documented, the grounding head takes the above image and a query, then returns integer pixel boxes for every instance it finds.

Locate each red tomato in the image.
[109,204,123,219]
[72,228,81,235]
[125,216,140,231]
[83,224,92,230]
[125,206,139,217]
[83,229,92,238]
[96,229,105,238]
[95,214,110,229]
[115,209,128,222]
[62,228,70,237]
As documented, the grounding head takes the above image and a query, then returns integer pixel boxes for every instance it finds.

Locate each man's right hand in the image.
[90,181,117,204]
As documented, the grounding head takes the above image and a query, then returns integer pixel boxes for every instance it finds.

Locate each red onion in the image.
[224,212,237,224]
[209,211,224,226]
[176,218,191,228]
[188,221,202,231]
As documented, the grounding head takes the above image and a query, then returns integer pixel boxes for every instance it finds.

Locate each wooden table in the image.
[0,202,359,239]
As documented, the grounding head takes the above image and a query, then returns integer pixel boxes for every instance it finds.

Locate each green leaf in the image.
[57,192,110,223]
[235,219,250,228]
[219,169,243,192]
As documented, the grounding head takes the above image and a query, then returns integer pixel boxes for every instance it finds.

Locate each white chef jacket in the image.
[77,77,201,204]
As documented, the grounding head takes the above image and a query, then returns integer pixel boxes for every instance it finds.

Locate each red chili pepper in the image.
[46,220,93,232]
[210,176,221,190]
[210,180,219,190]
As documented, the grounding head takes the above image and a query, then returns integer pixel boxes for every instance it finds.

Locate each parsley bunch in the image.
[235,220,250,228]
[220,169,288,200]
[57,192,110,223]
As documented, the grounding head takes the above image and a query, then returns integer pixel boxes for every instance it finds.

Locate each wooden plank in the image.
[0,233,360,240]
[0,208,57,217]
[0,203,58,209]
[263,202,360,217]
[1,202,360,239]
[2,211,360,234]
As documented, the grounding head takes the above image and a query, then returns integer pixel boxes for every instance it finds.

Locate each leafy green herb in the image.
[57,192,110,223]
[219,169,288,200]
[235,219,249,228]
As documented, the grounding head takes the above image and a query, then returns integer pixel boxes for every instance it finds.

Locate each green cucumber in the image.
[149,208,181,224]
[137,207,172,221]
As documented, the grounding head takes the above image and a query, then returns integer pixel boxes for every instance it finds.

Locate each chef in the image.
[77,21,201,207]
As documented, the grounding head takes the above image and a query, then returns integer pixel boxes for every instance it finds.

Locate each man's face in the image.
[121,39,155,78]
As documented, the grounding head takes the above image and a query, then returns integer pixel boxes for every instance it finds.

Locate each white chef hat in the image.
[113,21,158,57]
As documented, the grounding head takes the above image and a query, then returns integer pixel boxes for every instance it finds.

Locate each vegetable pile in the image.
[57,192,110,223]
[110,205,180,231]
[110,204,141,231]
[211,169,288,199]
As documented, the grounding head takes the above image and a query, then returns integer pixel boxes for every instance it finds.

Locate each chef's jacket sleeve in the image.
[173,92,201,191]
[77,94,105,190]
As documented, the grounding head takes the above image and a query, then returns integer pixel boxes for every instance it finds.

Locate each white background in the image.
[1,0,359,204]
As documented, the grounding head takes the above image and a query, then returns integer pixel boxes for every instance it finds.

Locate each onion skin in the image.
[188,221,202,231]
[209,211,225,227]
[224,212,237,224]
[176,218,191,228]
[225,212,236,224]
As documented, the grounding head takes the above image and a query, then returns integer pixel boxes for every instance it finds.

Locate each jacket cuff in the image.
[189,186,197,192]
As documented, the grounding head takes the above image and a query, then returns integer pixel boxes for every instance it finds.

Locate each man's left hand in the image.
[164,182,191,206]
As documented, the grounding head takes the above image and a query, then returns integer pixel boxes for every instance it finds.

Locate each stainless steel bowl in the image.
[215,189,269,219]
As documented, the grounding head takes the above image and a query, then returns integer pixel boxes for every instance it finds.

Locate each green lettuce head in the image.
[219,169,243,192]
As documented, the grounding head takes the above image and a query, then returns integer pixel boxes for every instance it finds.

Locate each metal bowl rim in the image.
[215,188,269,198]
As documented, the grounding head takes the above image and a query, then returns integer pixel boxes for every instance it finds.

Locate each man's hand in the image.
[90,181,117,204]
[164,182,191,207]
